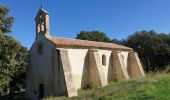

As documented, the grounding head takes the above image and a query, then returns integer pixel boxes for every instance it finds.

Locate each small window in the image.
[102,54,106,66]
[37,42,43,54]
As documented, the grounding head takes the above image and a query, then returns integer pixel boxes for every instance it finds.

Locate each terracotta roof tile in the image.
[46,36,133,51]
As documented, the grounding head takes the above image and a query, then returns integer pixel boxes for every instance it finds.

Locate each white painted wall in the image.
[97,50,112,82]
[65,49,89,89]
[98,50,128,82]
[56,48,129,89]
[120,51,129,70]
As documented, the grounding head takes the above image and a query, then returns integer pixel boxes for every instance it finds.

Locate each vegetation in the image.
[0,3,170,100]
[0,4,29,96]
[39,72,170,100]
[124,31,170,72]
[76,31,111,42]
[1,72,170,100]
[0,4,14,33]
[76,31,170,72]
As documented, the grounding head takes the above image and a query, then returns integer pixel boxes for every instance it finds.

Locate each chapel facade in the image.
[25,7,145,99]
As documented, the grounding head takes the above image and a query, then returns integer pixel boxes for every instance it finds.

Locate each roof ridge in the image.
[49,36,118,45]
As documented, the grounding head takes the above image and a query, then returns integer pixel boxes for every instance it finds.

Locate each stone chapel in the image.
[25,7,145,99]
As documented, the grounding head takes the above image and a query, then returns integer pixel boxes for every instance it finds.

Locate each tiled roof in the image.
[46,36,133,51]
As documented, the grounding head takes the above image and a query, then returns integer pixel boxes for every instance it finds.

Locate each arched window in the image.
[41,22,45,31]
[102,54,106,66]
[38,24,41,33]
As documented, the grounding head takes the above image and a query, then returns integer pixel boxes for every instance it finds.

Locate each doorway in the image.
[39,84,44,99]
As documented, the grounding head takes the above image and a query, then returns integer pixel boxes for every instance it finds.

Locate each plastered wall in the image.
[27,34,140,99]
[26,34,56,99]
[58,48,129,89]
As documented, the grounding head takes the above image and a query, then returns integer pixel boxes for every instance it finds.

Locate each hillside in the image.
[48,72,170,100]
[1,72,170,100]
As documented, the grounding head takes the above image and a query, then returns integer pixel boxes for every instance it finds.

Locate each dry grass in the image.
[46,72,170,100]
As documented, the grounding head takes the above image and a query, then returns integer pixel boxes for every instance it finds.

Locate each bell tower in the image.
[35,5,50,36]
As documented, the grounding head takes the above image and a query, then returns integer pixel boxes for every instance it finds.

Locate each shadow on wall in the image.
[81,51,114,88]
[107,54,113,82]
[81,51,90,89]
[56,49,67,96]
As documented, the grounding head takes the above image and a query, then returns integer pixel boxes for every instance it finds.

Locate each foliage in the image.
[0,4,14,34]
[0,31,29,95]
[111,38,120,44]
[0,4,29,95]
[123,30,170,72]
[76,31,111,42]
[76,30,170,72]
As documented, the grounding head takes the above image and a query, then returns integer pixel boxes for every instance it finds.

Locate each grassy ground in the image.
[0,91,25,100]
[47,72,170,100]
[1,72,170,100]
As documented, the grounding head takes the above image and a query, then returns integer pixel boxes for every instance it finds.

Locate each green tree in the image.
[76,31,111,42]
[0,30,29,95]
[0,4,14,34]
[124,30,170,72]
[111,38,122,44]
[0,4,28,95]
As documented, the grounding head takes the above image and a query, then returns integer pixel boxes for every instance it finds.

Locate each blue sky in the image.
[1,0,170,49]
